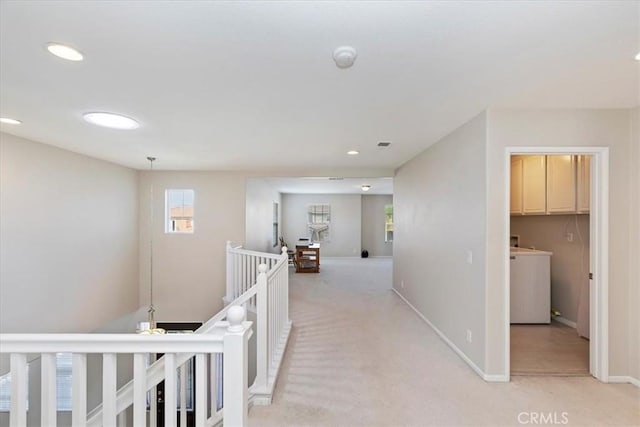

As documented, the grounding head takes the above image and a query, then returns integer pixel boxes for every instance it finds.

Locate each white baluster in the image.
[226,241,233,301]
[270,283,276,364]
[133,353,147,426]
[41,353,57,427]
[254,264,268,393]
[210,353,217,413]
[179,363,187,427]
[72,353,87,427]
[248,257,252,290]
[276,275,281,338]
[232,254,236,298]
[195,353,207,426]
[10,353,27,427]
[103,353,118,426]
[223,306,250,427]
[217,354,223,410]
[164,353,177,427]
[284,256,290,324]
[236,254,241,297]
[149,354,158,427]
[238,254,243,294]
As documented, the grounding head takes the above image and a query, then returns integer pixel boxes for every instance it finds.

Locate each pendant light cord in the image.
[147,156,156,329]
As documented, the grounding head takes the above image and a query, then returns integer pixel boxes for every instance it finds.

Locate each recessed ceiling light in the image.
[347,150,359,155]
[636,52,640,61]
[83,112,140,130]
[46,43,84,61]
[361,185,371,192]
[0,117,22,125]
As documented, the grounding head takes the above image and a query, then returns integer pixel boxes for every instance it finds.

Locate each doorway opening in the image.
[504,147,609,381]
[509,154,590,375]
[155,322,203,427]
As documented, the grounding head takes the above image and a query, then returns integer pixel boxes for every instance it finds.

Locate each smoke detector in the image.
[333,46,357,69]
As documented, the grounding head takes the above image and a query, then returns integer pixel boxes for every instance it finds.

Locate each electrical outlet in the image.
[466,251,473,264]
[401,280,405,289]
[466,329,472,343]
[566,232,574,242]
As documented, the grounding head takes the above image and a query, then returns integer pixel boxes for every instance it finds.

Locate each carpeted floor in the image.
[248,258,640,426]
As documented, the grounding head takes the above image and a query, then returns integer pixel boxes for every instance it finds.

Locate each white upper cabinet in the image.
[546,155,576,213]
[510,154,589,216]
[522,155,546,214]
[510,156,524,215]
[576,155,591,213]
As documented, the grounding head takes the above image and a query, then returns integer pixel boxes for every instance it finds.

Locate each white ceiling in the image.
[1,1,638,172]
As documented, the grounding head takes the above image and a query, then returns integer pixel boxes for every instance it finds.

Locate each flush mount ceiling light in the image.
[83,112,140,130]
[636,52,640,61]
[0,117,22,125]
[347,150,359,155]
[46,43,84,61]
[333,46,357,69]
[361,185,371,192]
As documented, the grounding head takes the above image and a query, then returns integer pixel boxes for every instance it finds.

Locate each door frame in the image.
[504,146,609,382]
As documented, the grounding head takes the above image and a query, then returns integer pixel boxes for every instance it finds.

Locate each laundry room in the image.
[509,154,591,375]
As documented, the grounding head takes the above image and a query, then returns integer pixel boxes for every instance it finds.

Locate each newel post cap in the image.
[227,306,245,333]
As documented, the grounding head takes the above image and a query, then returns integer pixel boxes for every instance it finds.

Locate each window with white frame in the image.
[165,189,194,233]
[307,204,330,242]
[273,202,279,247]
[384,204,393,242]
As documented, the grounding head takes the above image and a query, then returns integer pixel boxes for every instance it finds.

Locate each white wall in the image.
[629,107,640,381]
[0,133,139,334]
[245,179,281,253]
[393,112,487,371]
[361,195,393,257]
[486,109,638,379]
[138,171,246,322]
[281,194,361,257]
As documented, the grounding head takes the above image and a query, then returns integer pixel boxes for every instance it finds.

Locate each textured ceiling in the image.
[1,1,638,171]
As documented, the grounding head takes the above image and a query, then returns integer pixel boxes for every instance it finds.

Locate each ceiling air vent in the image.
[328,177,344,181]
[377,142,391,147]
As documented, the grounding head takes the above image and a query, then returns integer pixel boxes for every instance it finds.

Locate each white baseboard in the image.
[320,256,361,259]
[391,288,507,382]
[608,376,640,388]
[553,316,577,329]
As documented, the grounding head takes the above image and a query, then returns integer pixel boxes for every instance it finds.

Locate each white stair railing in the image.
[0,243,292,425]
[83,288,260,427]
[225,241,282,304]
[225,243,292,405]
[0,305,251,427]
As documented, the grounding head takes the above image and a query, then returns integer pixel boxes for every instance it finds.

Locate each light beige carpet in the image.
[248,258,640,426]
[511,322,590,376]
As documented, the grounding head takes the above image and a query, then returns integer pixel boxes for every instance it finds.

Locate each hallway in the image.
[248,258,639,426]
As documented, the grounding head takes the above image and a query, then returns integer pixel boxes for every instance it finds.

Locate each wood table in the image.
[294,244,320,273]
